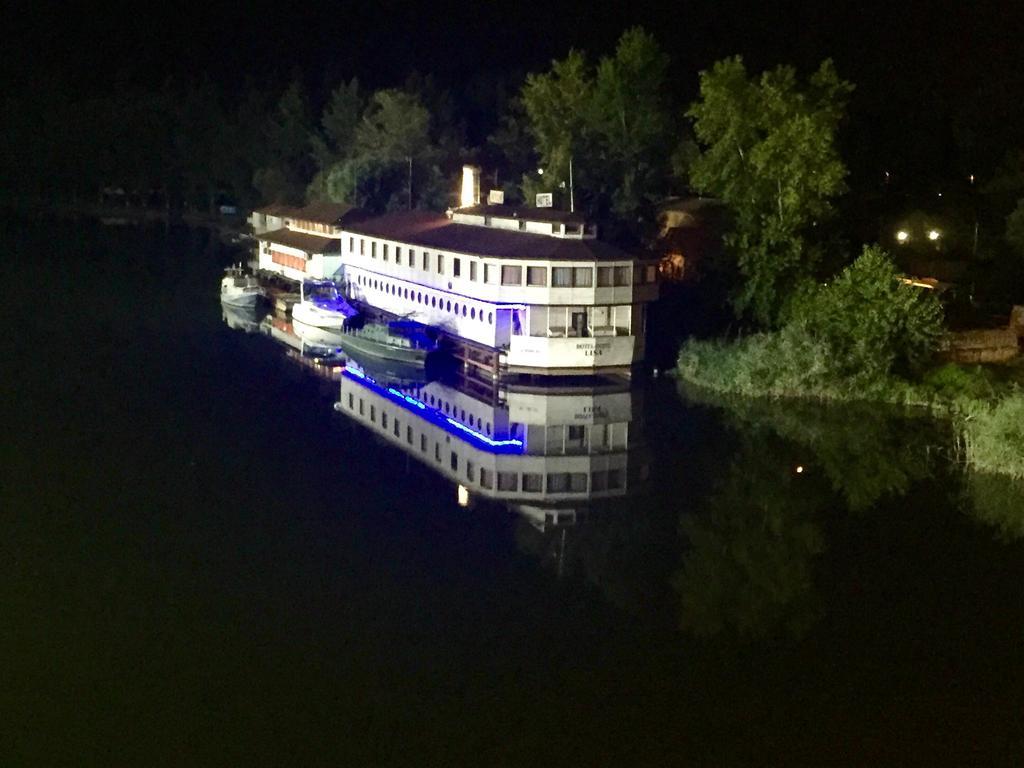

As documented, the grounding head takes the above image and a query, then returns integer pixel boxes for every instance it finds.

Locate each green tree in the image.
[1005,198,1024,258]
[254,77,316,205]
[688,57,853,325]
[789,245,944,380]
[521,48,594,208]
[590,27,672,218]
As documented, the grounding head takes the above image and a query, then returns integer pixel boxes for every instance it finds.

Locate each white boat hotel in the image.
[340,202,659,375]
[251,173,659,376]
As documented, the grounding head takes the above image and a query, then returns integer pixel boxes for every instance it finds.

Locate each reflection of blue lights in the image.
[341,368,523,454]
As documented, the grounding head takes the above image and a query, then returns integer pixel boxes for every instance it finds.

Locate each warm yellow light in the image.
[457,484,470,507]
[896,230,910,243]
[928,229,941,241]
[460,165,480,208]
[795,465,805,474]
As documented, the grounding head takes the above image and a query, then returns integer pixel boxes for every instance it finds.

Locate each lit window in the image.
[573,267,592,287]
[552,267,572,287]
[526,266,547,286]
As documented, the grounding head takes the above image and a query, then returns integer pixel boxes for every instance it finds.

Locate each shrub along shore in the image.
[676,335,1024,480]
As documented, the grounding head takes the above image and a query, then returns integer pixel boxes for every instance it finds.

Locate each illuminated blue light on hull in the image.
[343,367,524,454]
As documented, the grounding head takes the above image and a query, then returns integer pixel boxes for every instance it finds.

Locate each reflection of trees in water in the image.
[682,386,942,511]
[966,473,1024,542]
[674,441,826,639]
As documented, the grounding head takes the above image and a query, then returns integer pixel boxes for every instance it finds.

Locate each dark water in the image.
[3,218,1024,766]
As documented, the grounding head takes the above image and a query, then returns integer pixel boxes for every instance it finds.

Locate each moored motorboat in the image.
[290,280,359,330]
[220,265,265,308]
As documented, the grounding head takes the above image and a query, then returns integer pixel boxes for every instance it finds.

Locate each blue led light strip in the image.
[342,367,524,453]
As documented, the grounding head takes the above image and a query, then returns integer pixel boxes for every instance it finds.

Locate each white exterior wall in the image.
[337,231,656,371]
[257,240,342,281]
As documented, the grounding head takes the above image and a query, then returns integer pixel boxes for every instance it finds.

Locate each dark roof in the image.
[291,202,369,225]
[345,210,634,262]
[252,202,369,226]
[257,228,340,254]
[456,204,587,225]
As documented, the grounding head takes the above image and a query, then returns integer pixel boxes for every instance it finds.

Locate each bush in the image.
[962,394,1024,479]
[788,245,945,380]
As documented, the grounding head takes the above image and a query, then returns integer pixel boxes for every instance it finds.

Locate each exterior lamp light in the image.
[795,465,805,474]
[457,484,470,507]
[928,229,941,241]
[896,230,910,244]
[537,168,544,175]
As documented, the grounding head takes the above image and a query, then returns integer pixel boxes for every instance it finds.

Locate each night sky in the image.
[6,0,1024,183]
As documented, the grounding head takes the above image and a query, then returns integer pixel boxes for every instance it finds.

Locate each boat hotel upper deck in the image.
[338,203,659,375]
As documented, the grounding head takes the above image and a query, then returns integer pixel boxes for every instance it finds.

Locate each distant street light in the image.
[537,168,544,175]
[896,230,910,244]
[928,229,941,241]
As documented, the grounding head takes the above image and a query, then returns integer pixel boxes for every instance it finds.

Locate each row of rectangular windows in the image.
[346,394,623,493]
[351,237,653,287]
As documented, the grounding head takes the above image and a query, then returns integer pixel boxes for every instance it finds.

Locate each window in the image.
[359,239,365,255]
[597,266,614,287]
[454,303,459,315]
[547,473,569,492]
[565,223,582,235]
[567,425,585,442]
[396,246,402,265]
[450,452,458,471]
[420,434,427,452]
[497,472,519,491]
[470,308,476,320]
[422,252,430,271]
[453,258,461,277]
[406,426,413,444]
[484,264,496,283]
[349,236,354,252]
[573,267,593,287]
[383,243,389,261]
[470,261,477,281]
[522,473,543,493]
[591,471,608,492]
[381,413,388,429]
[358,399,364,415]
[552,267,572,287]
[480,468,493,489]
[446,300,452,313]
[615,266,631,286]
[462,305,467,317]
[437,254,444,274]
[431,296,437,308]
[488,312,493,324]
[569,472,588,492]
[645,265,657,283]
[526,266,547,286]
[466,461,475,483]
[434,443,441,461]
[501,265,522,285]
[371,241,377,258]
[370,405,376,422]
[347,393,354,409]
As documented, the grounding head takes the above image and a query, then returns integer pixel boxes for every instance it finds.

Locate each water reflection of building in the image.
[336,370,647,529]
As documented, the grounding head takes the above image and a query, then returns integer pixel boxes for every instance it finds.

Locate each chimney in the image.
[460,165,481,208]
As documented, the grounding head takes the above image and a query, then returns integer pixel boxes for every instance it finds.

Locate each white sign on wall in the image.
[488,189,505,204]
[535,193,553,208]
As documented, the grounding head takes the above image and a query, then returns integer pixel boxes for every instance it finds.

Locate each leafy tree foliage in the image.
[518,28,674,226]
[688,57,853,325]
[789,245,944,380]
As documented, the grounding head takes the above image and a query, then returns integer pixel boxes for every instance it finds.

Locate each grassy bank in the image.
[677,332,1024,479]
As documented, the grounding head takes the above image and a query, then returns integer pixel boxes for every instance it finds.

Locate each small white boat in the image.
[220,265,264,308]
[290,280,359,330]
